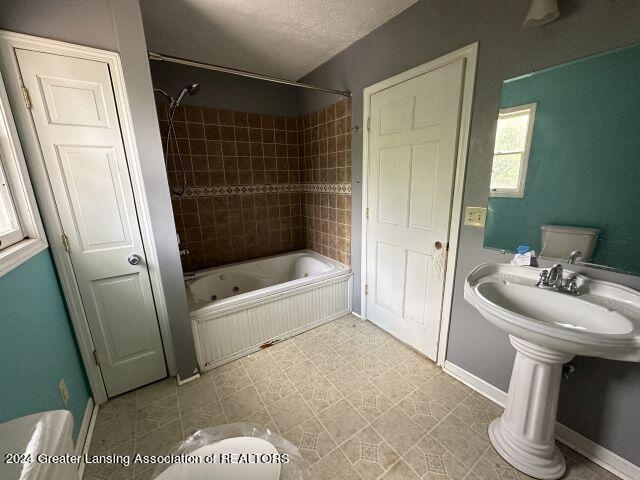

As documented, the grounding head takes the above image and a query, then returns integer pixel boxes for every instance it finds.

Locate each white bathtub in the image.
[187,250,352,370]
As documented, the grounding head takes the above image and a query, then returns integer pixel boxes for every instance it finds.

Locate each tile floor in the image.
[84,314,619,480]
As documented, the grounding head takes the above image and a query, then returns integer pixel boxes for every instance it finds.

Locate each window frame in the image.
[0,68,47,276]
[489,102,537,198]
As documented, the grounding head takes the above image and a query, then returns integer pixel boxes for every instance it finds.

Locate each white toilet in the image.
[0,410,78,480]
[540,225,600,262]
[153,436,282,480]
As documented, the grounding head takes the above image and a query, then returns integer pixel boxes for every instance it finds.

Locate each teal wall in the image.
[0,250,90,441]
[484,43,640,274]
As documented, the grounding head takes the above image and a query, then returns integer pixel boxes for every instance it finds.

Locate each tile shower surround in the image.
[157,99,352,270]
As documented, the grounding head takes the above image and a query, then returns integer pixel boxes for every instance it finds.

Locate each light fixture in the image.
[523,0,560,27]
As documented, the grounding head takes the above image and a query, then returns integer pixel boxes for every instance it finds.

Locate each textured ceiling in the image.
[140,0,418,80]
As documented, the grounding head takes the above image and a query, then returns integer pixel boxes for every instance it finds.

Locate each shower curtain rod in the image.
[148,52,351,98]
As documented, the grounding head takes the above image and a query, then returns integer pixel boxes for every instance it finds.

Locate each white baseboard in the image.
[77,398,98,479]
[75,398,94,455]
[351,311,365,320]
[443,361,639,480]
[177,373,200,386]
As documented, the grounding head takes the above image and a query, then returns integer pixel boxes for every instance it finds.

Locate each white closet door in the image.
[16,48,166,396]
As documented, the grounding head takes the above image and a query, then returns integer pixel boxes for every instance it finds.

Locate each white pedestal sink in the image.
[465,263,640,480]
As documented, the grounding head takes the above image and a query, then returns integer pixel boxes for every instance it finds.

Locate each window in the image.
[0,71,46,276]
[490,103,536,198]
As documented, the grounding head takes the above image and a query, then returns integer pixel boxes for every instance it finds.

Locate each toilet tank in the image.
[540,225,600,261]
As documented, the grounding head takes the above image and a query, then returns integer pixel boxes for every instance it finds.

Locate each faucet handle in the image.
[563,274,579,294]
[536,269,549,286]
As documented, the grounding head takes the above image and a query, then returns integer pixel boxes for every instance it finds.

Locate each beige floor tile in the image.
[134,420,183,456]
[299,377,344,413]
[370,368,419,403]
[349,352,392,381]
[180,399,226,437]
[341,425,400,480]
[219,385,265,422]
[84,440,134,480]
[268,342,307,369]
[333,339,368,364]
[451,391,502,439]
[404,434,471,479]
[327,364,368,396]
[419,373,470,411]
[88,315,618,480]
[395,355,439,386]
[176,379,219,415]
[284,416,337,465]
[284,359,325,389]
[135,378,176,407]
[135,394,180,436]
[254,371,297,406]
[317,398,368,444]
[242,407,279,432]
[316,327,352,347]
[380,460,420,480]
[267,391,314,433]
[213,367,253,399]
[397,388,449,433]
[373,339,417,364]
[471,446,534,480]
[371,405,426,453]
[240,349,281,381]
[294,333,333,359]
[430,414,489,468]
[89,398,136,455]
[208,358,244,379]
[346,382,394,422]
[308,447,363,480]
[308,348,349,375]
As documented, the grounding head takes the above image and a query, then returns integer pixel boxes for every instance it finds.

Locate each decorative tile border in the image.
[174,183,351,198]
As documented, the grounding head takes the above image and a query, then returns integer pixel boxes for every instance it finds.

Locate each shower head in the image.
[175,82,200,107]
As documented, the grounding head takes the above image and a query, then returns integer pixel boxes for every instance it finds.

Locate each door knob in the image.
[128,254,142,265]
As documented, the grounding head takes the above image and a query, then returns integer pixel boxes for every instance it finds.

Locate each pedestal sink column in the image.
[489,335,574,480]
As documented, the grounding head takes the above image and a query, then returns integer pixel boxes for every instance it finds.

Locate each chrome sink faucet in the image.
[536,264,580,295]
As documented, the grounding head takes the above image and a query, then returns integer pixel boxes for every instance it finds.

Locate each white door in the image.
[365,60,465,360]
[16,49,166,396]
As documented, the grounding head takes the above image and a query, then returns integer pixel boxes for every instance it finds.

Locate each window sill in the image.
[489,190,525,198]
[0,237,48,277]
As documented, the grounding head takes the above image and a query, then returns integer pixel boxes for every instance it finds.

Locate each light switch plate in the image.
[464,206,487,227]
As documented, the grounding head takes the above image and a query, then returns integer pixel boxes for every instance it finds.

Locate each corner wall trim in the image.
[176,373,200,386]
[442,361,639,480]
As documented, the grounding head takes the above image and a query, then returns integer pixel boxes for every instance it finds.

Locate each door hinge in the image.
[364,284,369,295]
[366,117,371,131]
[61,233,70,252]
[92,349,100,366]
[365,207,369,220]
[20,85,31,109]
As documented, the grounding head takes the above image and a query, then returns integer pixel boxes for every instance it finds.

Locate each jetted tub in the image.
[186,250,352,370]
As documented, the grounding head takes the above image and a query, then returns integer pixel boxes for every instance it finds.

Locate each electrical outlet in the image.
[58,379,70,408]
[464,206,487,227]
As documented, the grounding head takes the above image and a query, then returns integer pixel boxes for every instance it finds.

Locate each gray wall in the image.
[298,0,640,465]
[149,61,298,116]
[0,0,199,381]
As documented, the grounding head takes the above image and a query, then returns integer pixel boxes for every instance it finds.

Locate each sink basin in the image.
[464,263,640,480]
[466,263,640,361]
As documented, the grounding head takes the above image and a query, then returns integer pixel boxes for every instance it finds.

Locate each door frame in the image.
[0,31,177,404]
[361,42,478,366]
